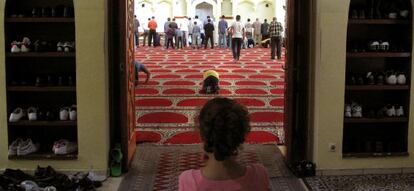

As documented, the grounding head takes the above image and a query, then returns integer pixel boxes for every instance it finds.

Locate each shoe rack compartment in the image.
[344,0,412,158]
[4,0,77,160]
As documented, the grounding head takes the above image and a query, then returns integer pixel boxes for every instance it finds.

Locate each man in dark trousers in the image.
[134,15,140,47]
[268,17,283,59]
[148,16,158,47]
[261,19,270,48]
[204,19,215,49]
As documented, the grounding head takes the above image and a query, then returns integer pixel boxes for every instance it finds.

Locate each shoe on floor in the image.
[52,140,78,155]
[17,139,39,156]
[9,108,25,122]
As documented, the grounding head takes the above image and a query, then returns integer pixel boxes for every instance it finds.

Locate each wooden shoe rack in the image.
[5,0,77,160]
[343,0,412,158]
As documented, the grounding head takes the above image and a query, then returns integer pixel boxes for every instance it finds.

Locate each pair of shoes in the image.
[59,106,77,121]
[10,37,31,53]
[52,140,78,155]
[350,9,366,19]
[57,41,75,52]
[9,107,45,122]
[33,40,54,52]
[344,102,362,118]
[9,108,27,122]
[386,71,406,85]
[8,139,39,156]
[110,144,123,177]
[384,105,404,117]
[369,41,389,52]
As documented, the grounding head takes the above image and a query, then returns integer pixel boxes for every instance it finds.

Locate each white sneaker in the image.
[11,42,21,53]
[380,41,389,51]
[344,104,352,117]
[17,139,39,156]
[52,140,78,155]
[27,107,38,121]
[59,107,69,121]
[386,73,397,85]
[8,138,23,156]
[397,73,406,85]
[386,105,396,117]
[57,42,64,52]
[9,108,25,122]
[69,106,77,121]
[351,103,362,118]
[396,106,404,117]
[21,44,30,52]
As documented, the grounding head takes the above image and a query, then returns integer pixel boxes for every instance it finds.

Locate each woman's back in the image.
[179,163,269,191]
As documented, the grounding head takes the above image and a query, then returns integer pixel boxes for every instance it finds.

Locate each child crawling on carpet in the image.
[202,69,220,94]
[178,97,270,191]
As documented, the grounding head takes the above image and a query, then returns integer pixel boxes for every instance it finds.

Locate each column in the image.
[232,0,238,16]
[187,0,193,18]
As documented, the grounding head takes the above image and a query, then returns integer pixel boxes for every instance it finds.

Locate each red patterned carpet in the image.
[135,47,285,144]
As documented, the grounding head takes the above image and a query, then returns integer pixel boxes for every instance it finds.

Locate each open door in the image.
[108,0,136,169]
[285,0,312,165]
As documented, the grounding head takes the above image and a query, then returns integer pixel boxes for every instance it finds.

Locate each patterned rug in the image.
[118,144,306,191]
[304,174,414,191]
[134,47,285,144]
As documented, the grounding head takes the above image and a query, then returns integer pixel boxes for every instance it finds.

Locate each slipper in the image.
[110,144,123,177]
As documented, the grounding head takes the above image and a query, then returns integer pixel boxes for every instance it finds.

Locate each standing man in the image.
[194,16,204,46]
[187,17,193,46]
[170,18,179,45]
[268,17,283,60]
[244,19,253,48]
[230,15,245,62]
[204,19,215,49]
[142,18,150,46]
[134,15,140,48]
[148,16,157,47]
[261,19,270,48]
[192,21,201,49]
[218,15,228,48]
[253,18,261,46]
[164,18,171,48]
[180,17,189,47]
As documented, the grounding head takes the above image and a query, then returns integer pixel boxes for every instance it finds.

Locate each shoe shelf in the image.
[8,153,77,160]
[6,52,75,58]
[345,85,410,91]
[8,121,77,127]
[7,86,76,92]
[5,0,78,160]
[5,17,74,23]
[348,19,410,25]
[343,152,409,158]
[343,0,412,158]
[346,52,411,58]
[344,117,408,123]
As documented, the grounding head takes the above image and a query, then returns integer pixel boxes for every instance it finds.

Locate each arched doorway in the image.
[109,0,313,170]
[195,2,213,20]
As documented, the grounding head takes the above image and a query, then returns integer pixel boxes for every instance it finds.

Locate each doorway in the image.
[195,2,213,21]
[109,0,312,169]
